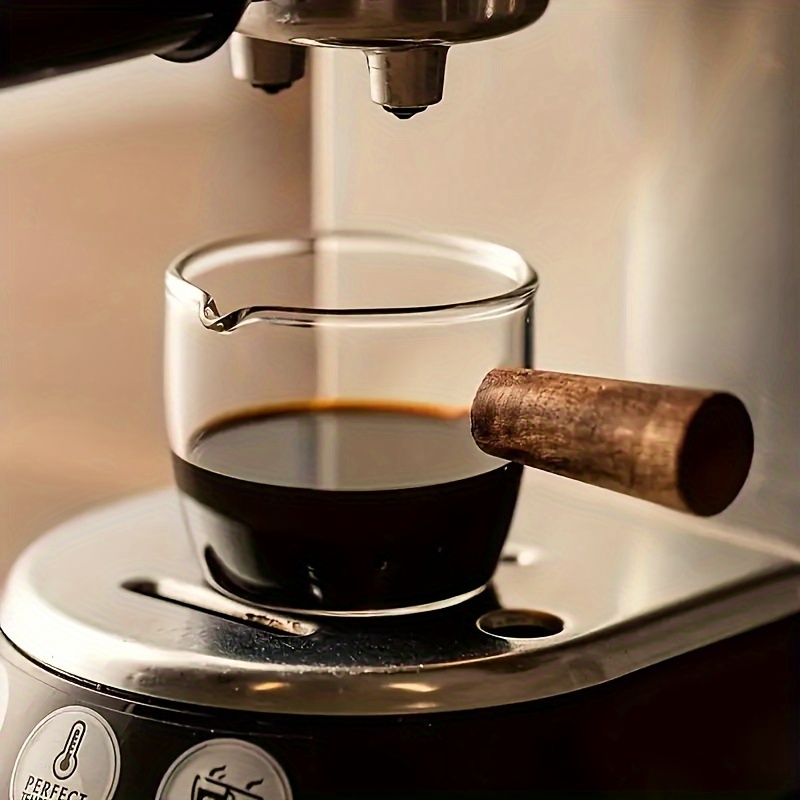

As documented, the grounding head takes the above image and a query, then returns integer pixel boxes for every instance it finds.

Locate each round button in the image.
[11,706,120,800]
[157,739,292,800]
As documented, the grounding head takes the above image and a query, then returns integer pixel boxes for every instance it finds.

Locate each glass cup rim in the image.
[167,229,538,324]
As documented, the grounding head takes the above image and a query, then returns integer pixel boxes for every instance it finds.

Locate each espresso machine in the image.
[2,2,799,796]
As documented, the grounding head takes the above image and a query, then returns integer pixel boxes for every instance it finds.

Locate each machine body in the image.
[1,619,797,797]
[0,1,247,86]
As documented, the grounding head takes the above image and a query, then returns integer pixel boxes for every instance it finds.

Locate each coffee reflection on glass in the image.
[165,232,537,615]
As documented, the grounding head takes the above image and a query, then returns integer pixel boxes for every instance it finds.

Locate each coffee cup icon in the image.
[191,769,264,800]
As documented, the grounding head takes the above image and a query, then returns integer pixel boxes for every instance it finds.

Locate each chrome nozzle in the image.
[230,33,306,94]
[366,47,448,118]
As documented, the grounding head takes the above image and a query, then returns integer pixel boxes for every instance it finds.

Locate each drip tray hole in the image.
[478,609,564,640]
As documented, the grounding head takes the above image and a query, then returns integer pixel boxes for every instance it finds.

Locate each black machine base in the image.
[1,617,798,797]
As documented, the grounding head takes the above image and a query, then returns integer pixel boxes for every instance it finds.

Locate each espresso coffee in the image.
[173,401,522,612]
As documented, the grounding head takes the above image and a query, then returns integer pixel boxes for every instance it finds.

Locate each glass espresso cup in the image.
[165,232,537,615]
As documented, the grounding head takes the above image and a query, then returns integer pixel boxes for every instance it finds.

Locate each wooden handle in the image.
[471,369,754,516]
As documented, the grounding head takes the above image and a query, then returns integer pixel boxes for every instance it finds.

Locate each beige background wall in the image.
[0,50,311,572]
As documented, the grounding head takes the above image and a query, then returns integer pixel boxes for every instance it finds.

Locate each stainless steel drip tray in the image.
[1,478,799,715]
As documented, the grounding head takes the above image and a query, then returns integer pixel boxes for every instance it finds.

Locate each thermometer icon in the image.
[53,720,86,780]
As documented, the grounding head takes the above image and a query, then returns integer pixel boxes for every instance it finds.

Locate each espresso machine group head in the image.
[231,0,550,116]
[2,0,550,116]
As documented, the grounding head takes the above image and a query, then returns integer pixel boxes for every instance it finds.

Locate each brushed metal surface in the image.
[2,480,798,715]
[237,1,551,47]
